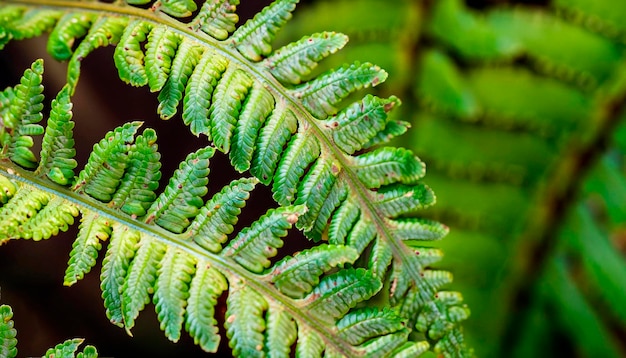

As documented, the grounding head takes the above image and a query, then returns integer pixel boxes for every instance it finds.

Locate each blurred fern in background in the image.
[277,0,626,356]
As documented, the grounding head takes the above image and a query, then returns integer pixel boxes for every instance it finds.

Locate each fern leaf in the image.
[390,217,449,242]
[44,339,83,357]
[225,281,268,358]
[191,0,239,40]
[336,307,406,346]
[101,223,141,327]
[155,0,197,18]
[153,247,196,342]
[250,106,298,185]
[209,68,253,152]
[230,84,274,172]
[304,268,382,321]
[182,50,229,136]
[270,244,359,298]
[353,147,425,189]
[328,95,400,155]
[109,128,161,217]
[375,183,436,218]
[5,8,60,41]
[114,20,153,87]
[303,179,347,241]
[328,197,360,245]
[231,0,298,62]
[145,25,182,92]
[121,236,167,332]
[223,205,306,273]
[294,62,387,119]
[47,13,96,61]
[17,196,78,240]
[64,211,110,286]
[264,304,297,358]
[187,177,257,252]
[368,237,393,279]
[345,216,377,254]
[272,131,320,205]
[265,32,349,85]
[74,122,141,202]
[293,157,340,233]
[3,58,44,169]
[157,38,204,120]
[295,326,324,358]
[37,85,77,185]
[185,261,227,352]
[146,147,213,233]
[0,185,49,239]
[0,305,17,358]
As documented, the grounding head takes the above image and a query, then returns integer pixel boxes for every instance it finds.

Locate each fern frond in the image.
[1,58,44,169]
[0,0,470,354]
[0,305,17,358]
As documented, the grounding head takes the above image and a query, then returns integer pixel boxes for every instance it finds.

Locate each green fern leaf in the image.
[353,147,425,189]
[327,197,359,245]
[272,131,320,205]
[156,0,197,18]
[250,106,298,185]
[209,68,253,152]
[145,25,182,92]
[114,20,153,87]
[64,211,110,286]
[270,244,359,298]
[304,268,382,321]
[146,147,213,233]
[0,175,17,206]
[222,205,306,273]
[230,84,274,172]
[17,196,78,240]
[190,0,239,40]
[43,338,99,358]
[295,326,324,358]
[37,85,77,185]
[182,50,229,136]
[328,94,400,155]
[185,261,227,352]
[100,223,141,327]
[375,183,435,218]
[390,217,449,242]
[157,38,203,120]
[47,13,96,61]
[153,247,196,342]
[231,0,298,62]
[74,122,141,202]
[391,341,431,358]
[109,128,161,217]
[3,58,44,169]
[186,177,257,252]
[294,62,387,119]
[0,184,49,239]
[337,307,406,346]
[293,157,340,232]
[265,32,348,85]
[121,236,167,332]
[225,281,268,358]
[264,304,297,357]
[5,8,60,40]
[0,305,17,358]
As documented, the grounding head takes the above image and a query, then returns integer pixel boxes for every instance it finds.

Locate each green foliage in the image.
[0,0,469,356]
[276,0,626,356]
